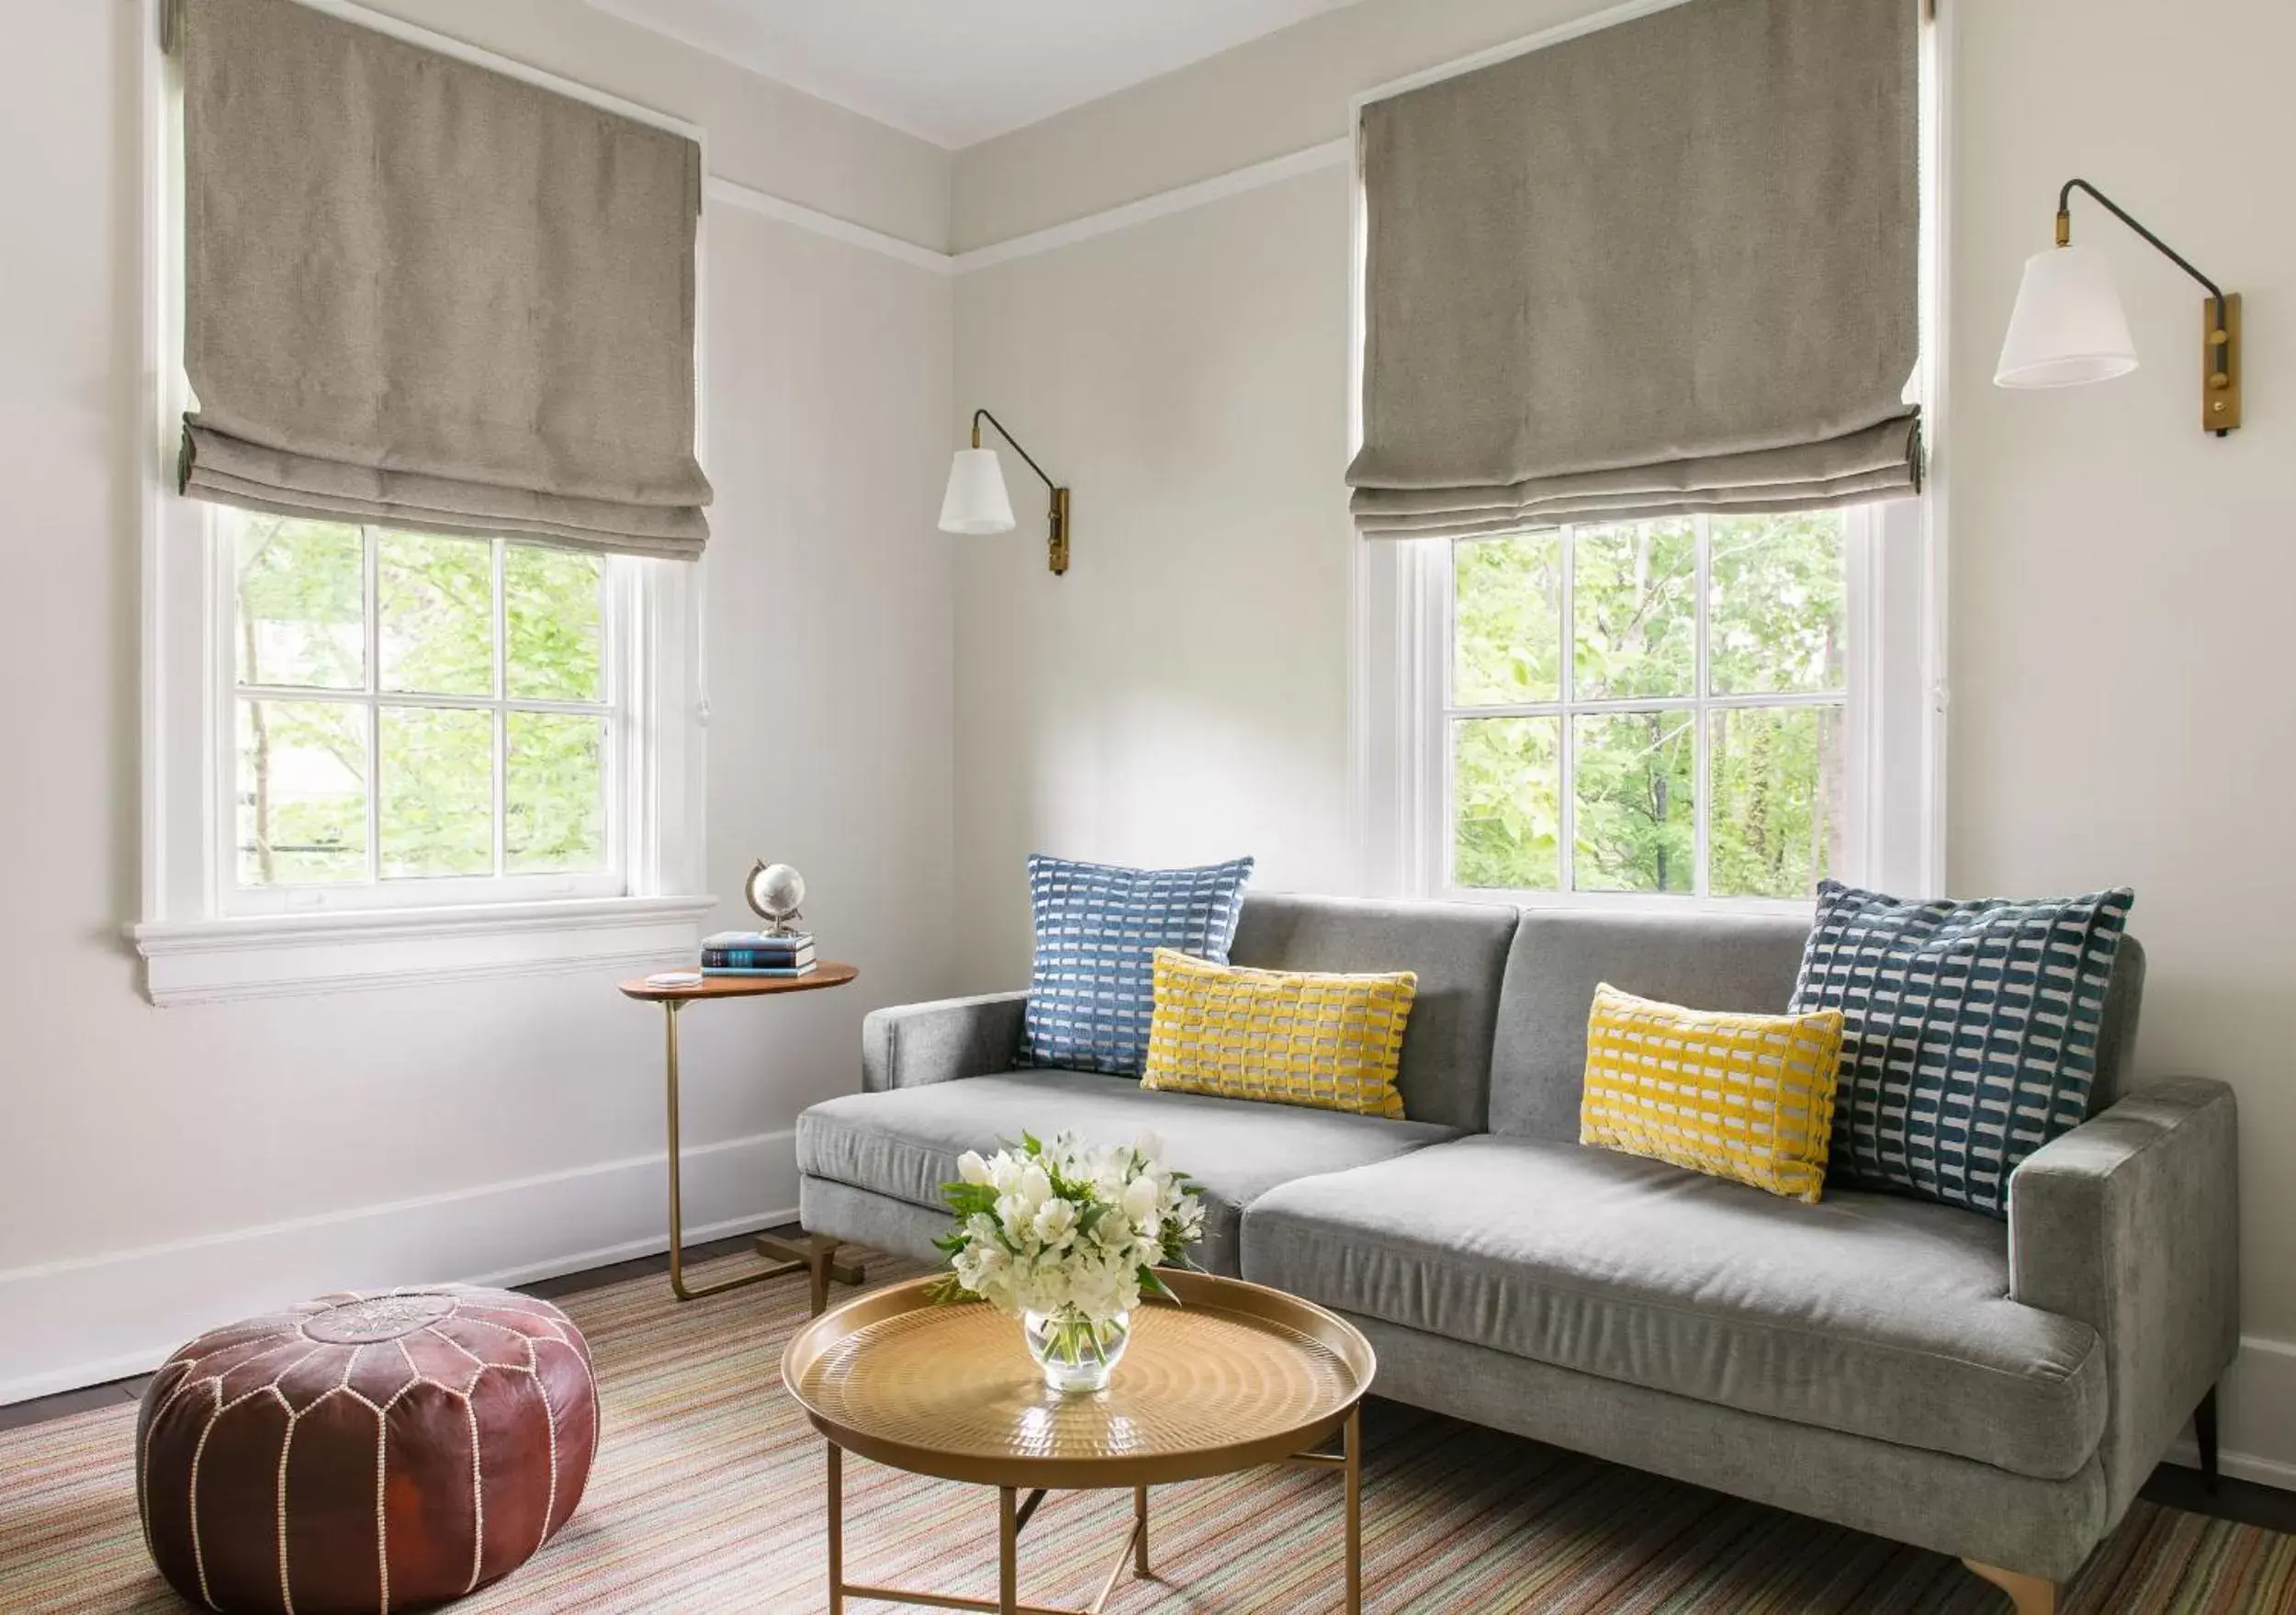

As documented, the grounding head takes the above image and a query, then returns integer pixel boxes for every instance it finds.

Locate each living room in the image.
[2,0,2289,1610]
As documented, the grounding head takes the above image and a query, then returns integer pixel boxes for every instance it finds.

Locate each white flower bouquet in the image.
[932,1130,1207,1392]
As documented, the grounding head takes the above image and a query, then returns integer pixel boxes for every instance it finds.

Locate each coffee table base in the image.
[824,1406,1363,1615]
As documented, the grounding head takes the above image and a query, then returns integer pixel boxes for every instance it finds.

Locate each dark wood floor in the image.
[7,1227,2291,1538]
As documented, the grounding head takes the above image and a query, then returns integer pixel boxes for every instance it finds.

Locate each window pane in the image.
[1571,520,1695,700]
[379,706,494,878]
[1573,710,1694,893]
[1710,705,1844,899]
[237,699,366,885]
[1709,513,1847,695]
[378,532,493,696]
[232,514,364,690]
[1452,533,1561,706]
[505,545,606,703]
[506,712,608,873]
[1451,717,1561,891]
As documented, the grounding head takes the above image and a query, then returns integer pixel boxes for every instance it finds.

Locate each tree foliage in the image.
[231,513,607,887]
[1451,513,1846,898]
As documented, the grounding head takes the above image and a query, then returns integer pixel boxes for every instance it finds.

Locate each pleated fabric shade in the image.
[1347,0,1922,540]
[178,0,713,558]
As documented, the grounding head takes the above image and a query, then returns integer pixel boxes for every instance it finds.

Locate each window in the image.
[132,7,711,1004]
[227,514,621,910]
[1362,502,1933,910]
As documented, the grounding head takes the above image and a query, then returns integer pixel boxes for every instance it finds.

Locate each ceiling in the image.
[585,0,1362,149]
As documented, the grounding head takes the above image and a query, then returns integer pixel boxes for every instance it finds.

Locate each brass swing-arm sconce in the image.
[939,408,1072,575]
[1995,177,2243,435]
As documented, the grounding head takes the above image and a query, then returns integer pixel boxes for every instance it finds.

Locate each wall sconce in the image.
[1995,178,2242,435]
[939,408,1071,575]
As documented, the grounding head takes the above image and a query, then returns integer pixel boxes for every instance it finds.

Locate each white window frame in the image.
[129,0,713,1004]
[1378,503,1930,916]
[1345,0,1949,912]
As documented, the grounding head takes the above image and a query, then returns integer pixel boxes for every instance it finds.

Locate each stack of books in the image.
[701,930,816,977]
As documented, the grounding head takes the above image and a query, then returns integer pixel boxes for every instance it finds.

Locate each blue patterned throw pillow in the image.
[1020,854,1255,1077]
[1791,880,2134,1217]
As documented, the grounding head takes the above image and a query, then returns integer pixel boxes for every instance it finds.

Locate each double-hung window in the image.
[227,514,624,909]
[132,5,710,1004]
[1367,501,1933,910]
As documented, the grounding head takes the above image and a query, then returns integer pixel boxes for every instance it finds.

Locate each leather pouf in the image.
[136,1286,598,1614]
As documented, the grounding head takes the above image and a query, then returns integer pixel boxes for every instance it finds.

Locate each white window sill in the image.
[128,895,718,1007]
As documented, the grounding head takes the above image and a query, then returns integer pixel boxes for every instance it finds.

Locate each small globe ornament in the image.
[745,861,806,936]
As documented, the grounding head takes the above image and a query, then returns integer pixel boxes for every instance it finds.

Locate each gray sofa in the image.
[795,894,2239,1609]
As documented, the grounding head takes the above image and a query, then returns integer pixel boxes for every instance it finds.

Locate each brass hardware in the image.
[1048,486,1072,576]
[970,409,1073,576]
[2054,209,2071,249]
[2204,293,2243,434]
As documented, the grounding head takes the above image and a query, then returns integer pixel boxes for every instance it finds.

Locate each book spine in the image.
[700,965,817,977]
[702,950,814,968]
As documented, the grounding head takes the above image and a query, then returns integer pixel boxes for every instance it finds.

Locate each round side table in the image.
[783,1271,1377,1615]
[618,965,865,1307]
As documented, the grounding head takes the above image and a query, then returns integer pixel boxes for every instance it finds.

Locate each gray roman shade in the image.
[179,0,712,558]
[1347,0,1919,540]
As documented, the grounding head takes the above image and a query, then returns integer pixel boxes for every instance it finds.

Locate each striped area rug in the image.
[4,1249,2291,1613]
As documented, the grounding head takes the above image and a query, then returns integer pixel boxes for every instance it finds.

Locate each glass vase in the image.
[1022,1306,1131,1394]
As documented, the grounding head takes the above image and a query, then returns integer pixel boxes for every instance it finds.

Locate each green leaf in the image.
[1137,1265,1179,1304]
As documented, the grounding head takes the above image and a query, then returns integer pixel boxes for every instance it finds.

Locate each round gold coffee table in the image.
[782,1271,1377,1614]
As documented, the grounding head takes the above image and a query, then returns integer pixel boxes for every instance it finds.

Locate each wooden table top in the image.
[617,961,859,1002]
[781,1271,1375,1490]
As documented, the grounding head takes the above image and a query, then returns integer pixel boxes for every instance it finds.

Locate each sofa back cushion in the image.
[1228,894,1515,1132]
[1490,910,2151,1141]
[1491,909,1813,1140]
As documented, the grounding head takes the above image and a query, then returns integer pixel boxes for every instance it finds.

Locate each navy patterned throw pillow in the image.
[1790,880,2134,1217]
[1019,854,1255,1077]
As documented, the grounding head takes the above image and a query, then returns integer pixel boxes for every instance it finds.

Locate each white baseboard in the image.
[2156,1333,2296,1493]
[0,1130,799,1406]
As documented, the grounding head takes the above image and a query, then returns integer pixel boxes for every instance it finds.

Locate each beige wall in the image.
[949,0,2296,1476]
[952,168,1358,966]
[0,0,955,1395]
[1946,0,2296,1474]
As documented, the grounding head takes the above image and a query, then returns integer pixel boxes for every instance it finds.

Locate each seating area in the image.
[5,0,2291,1612]
[803,895,2237,1592]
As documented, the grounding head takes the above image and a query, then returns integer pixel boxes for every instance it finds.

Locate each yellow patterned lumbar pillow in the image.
[1142,948,1416,1119]
[1579,985,1844,1203]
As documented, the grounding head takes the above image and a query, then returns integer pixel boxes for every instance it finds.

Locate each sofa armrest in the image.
[2009,1075,2239,1517]
[861,991,1028,1092]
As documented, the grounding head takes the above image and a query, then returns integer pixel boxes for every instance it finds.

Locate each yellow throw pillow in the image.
[1579,985,1844,1204]
[1142,948,1416,1119]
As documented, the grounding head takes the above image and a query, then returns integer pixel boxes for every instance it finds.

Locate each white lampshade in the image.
[1995,244,2140,389]
[938,447,1016,535]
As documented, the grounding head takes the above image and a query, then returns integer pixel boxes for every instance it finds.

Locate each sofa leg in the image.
[1963,1560,2057,1615]
[2196,1384,2221,1493]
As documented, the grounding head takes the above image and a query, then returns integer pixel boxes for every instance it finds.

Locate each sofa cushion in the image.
[1240,1134,2106,1479]
[1228,893,1516,1132]
[797,1069,1464,1276]
[1019,854,1255,1076]
[1792,880,2136,1216]
[1489,909,1813,1142]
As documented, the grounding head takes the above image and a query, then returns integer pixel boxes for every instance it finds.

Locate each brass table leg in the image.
[658,1001,861,1303]
[1344,1406,1363,1615]
[1133,1485,1150,1577]
[1000,1486,1020,1615]
[827,1442,844,1615]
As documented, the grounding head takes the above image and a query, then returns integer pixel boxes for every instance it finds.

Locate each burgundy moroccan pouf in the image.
[136,1286,598,1613]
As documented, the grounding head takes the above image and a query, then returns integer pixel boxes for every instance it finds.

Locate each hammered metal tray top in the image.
[782,1271,1376,1489]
